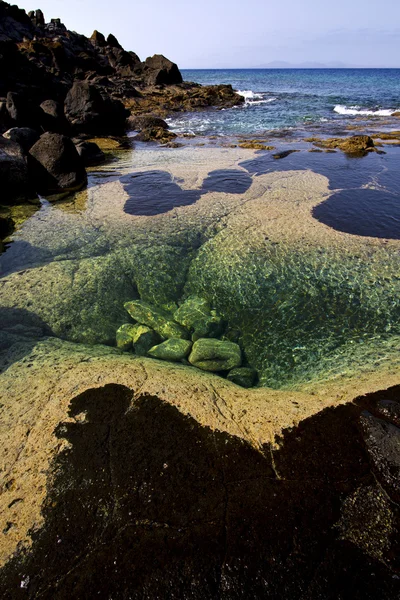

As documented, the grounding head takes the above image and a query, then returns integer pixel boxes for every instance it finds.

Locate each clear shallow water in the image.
[169,69,400,136]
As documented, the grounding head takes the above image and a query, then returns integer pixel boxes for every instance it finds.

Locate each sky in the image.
[15,0,400,68]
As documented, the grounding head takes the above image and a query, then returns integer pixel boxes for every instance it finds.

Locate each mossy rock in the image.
[188,338,241,372]
[148,338,192,361]
[124,300,189,340]
[116,325,134,351]
[174,296,224,341]
[227,367,257,388]
[131,324,162,356]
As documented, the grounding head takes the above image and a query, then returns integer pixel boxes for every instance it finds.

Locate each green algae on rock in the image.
[124,300,190,340]
[188,338,242,372]
[174,296,224,341]
[148,338,192,361]
[227,367,257,388]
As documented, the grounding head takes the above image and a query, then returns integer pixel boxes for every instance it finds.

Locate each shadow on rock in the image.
[1,384,400,599]
[122,169,253,216]
[0,307,53,373]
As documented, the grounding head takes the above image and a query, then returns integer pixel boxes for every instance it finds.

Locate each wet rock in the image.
[227,367,257,388]
[0,136,34,204]
[359,411,400,502]
[64,82,128,135]
[273,149,300,159]
[28,132,87,194]
[174,296,224,341]
[124,300,189,340]
[75,141,106,166]
[376,400,400,427]
[188,338,242,372]
[127,115,168,131]
[116,329,133,351]
[3,127,39,152]
[314,135,375,156]
[134,127,177,144]
[143,54,183,85]
[148,338,192,361]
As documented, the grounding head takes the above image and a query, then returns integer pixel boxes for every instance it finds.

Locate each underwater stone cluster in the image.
[116,296,258,388]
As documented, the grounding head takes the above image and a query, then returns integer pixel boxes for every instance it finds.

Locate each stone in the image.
[131,324,162,356]
[359,411,400,503]
[39,99,68,133]
[3,127,39,152]
[116,329,133,351]
[75,141,106,166]
[124,300,189,340]
[313,135,375,156]
[6,91,38,126]
[143,54,183,86]
[127,115,169,131]
[148,338,193,361]
[174,297,224,341]
[90,30,106,47]
[134,127,177,144]
[0,136,34,204]
[106,33,122,49]
[227,367,257,388]
[28,132,87,194]
[64,82,128,135]
[188,339,242,372]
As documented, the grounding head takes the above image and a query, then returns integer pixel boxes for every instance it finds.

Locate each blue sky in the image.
[16,0,400,68]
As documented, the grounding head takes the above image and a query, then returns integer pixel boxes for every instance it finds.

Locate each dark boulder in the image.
[64,81,128,134]
[39,99,69,133]
[6,91,39,127]
[143,55,183,86]
[134,127,177,144]
[3,127,39,152]
[75,141,106,166]
[28,132,87,194]
[127,115,169,131]
[0,136,34,204]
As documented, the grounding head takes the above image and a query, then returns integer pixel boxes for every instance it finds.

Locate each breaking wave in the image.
[334,104,400,117]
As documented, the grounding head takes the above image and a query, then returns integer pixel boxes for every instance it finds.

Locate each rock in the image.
[28,132,87,194]
[116,329,133,351]
[313,135,375,156]
[130,324,162,356]
[272,150,300,159]
[134,127,177,144]
[376,400,400,428]
[3,127,39,152]
[6,91,37,126]
[127,115,169,131]
[174,297,224,341]
[75,141,106,166]
[90,30,106,47]
[143,54,183,86]
[0,136,34,204]
[124,300,189,340]
[39,99,68,133]
[148,338,192,361]
[227,367,257,388]
[106,33,122,49]
[359,411,400,503]
[64,82,128,135]
[188,339,242,372]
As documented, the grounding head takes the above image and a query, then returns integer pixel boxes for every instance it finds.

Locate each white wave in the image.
[236,89,264,101]
[334,104,399,117]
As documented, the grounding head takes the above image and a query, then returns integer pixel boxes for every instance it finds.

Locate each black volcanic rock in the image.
[90,30,106,46]
[75,140,106,166]
[28,132,87,194]
[106,33,122,49]
[143,54,183,85]
[0,136,35,203]
[64,81,128,134]
[3,127,39,152]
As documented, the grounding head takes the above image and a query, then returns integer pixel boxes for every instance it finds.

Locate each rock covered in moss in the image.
[124,300,189,340]
[174,296,224,341]
[188,338,241,372]
[131,324,161,356]
[227,367,257,388]
[116,328,133,351]
[148,338,192,361]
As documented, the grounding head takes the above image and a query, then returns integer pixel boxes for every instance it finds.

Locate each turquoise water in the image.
[169,69,400,135]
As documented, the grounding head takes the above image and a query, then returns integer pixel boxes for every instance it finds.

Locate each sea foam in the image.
[334,104,399,117]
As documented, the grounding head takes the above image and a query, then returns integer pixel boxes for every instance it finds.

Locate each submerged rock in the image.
[188,338,241,372]
[28,132,87,194]
[116,328,133,351]
[227,367,257,388]
[174,296,224,341]
[313,135,375,156]
[124,300,189,340]
[148,338,192,361]
[75,141,106,166]
[131,324,161,356]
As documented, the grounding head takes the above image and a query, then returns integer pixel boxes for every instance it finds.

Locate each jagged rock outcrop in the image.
[143,54,183,86]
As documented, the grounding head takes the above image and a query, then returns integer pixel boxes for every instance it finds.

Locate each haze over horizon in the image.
[14,0,400,69]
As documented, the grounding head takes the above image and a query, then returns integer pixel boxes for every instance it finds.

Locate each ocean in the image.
[167,68,400,136]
